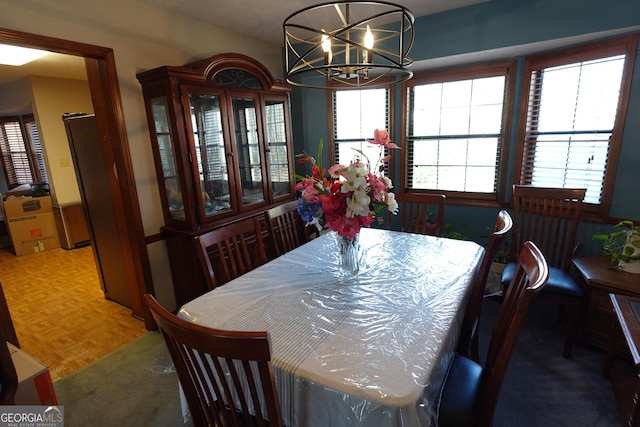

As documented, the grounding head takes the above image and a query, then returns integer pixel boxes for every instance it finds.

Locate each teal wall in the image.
[289,0,640,256]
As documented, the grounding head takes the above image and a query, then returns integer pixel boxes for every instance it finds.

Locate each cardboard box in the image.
[7,342,58,406]
[3,195,53,217]
[4,196,61,256]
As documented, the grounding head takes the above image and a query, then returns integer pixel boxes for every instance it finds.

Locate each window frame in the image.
[401,61,517,204]
[327,78,396,176]
[0,114,48,188]
[513,34,638,220]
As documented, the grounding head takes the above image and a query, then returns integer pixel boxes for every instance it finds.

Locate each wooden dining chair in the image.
[457,210,513,362]
[500,185,586,358]
[438,241,549,427]
[195,217,267,290]
[266,200,309,258]
[144,294,283,427]
[387,192,446,236]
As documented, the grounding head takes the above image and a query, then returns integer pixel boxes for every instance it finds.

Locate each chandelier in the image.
[284,1,415,89]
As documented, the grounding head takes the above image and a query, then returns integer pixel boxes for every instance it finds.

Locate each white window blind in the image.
[522,55,625,205]
[333,88,389,168]
[0,115,47,186]
[264,101,289,184]
[407,75,506,193]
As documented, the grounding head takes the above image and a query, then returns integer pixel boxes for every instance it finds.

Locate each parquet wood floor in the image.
[0,245,146,381]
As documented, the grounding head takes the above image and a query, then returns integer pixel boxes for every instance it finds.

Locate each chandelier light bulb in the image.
[321,34,332,53]
[364,25,374,49]
[321,34,333,66]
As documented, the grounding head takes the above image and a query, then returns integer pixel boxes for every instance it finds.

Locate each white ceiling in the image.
[0,52,86,92]
[0,0,489,89]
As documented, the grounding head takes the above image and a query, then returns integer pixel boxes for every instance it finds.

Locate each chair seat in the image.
[438,354,484,427]
[501,262,583,298]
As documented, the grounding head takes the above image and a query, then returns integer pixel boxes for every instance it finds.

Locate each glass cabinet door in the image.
[151,96,185,221]
[188,92,232,218]
[139,55,296,238]
[264,98,292,199]
[230,96,265,207]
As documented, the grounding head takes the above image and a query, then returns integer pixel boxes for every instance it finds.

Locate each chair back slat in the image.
[267,200,309,258]
[145,294,283,427]
[196,217,267,290]
[509,185,585,271]
[388,192,446,236]
[479,241,549,426]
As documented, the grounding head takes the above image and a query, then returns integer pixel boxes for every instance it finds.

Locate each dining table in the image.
[178,227,484,427]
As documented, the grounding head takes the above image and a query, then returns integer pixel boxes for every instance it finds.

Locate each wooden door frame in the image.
[0,27,154,329]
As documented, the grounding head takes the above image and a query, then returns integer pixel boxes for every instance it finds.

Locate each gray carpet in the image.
[53,332,186,427]
[53,293,623,427]
[485,296,622,427]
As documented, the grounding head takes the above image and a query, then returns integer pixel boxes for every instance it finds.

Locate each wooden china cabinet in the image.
[137,53,295,306]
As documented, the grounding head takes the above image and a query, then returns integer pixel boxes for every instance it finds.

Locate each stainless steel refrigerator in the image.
[62,113,131,308]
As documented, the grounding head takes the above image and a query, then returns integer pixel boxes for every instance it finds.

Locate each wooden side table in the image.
[604,294,640,427]
[573,256,640,352]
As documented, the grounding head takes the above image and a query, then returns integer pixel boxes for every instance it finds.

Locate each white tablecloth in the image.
[179,228,483,427]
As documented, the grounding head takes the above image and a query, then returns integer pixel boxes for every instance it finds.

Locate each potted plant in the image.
[592,220,640,273]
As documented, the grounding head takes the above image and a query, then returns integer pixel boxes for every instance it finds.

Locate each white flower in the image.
[386,192,399,215]
[346,189,371,217]
[382,176,393,190]
[308,216,323,231]
[341,162,368,193]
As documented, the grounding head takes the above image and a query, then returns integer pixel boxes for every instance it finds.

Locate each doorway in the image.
[0,28,154,342]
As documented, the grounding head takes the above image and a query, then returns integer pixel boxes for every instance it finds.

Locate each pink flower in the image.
[329,164,347,178]
[296,178,321,202]
[367,173,388,202]
[368,129,400,149]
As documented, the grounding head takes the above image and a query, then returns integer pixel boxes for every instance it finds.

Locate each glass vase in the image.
[337,233,360,276]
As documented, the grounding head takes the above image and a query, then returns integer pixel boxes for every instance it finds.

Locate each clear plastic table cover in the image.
[179,227,484,427]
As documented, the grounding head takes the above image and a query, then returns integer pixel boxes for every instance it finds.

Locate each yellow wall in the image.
[30,76,94,205]
[0,76,93,204]
[0,0,283,309]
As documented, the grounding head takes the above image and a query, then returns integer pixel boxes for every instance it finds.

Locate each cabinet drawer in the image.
[590,288,614,313]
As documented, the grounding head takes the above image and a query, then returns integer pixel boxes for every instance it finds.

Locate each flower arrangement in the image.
[295,129,399,240]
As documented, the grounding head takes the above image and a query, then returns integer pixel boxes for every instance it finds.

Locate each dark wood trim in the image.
[0,282,19,348]
[0,27,154,329]
[145,232,165,245]
[85,56,154,326]
[400,78,409,192]
[192,52,288,91]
